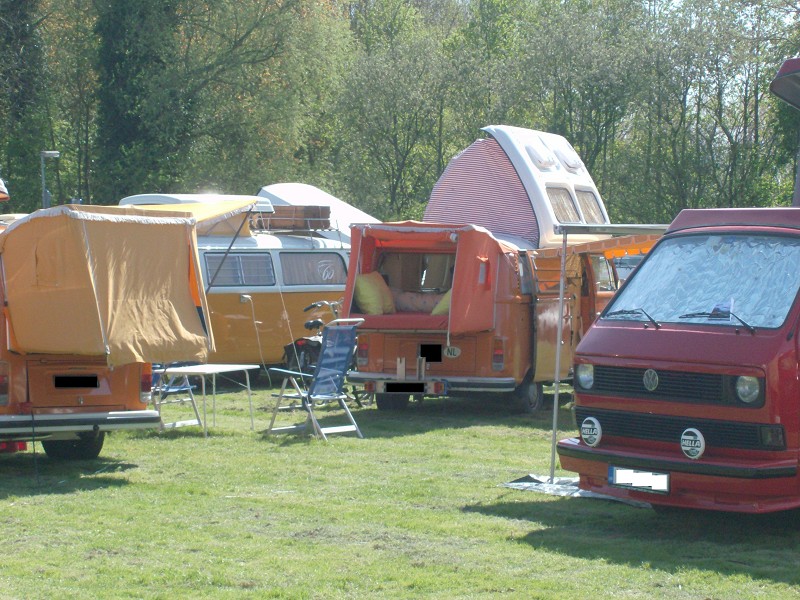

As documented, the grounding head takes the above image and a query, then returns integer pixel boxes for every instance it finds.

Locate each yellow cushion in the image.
[354,272,395,315]
[431,289,451,315]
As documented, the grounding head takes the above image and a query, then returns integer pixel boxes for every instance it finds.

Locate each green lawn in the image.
[1,387,800,599]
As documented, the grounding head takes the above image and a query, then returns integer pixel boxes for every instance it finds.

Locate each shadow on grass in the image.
[0,452,135,498]
[131,427,210,440]
[465,495,800,586]
[297,390,577,440]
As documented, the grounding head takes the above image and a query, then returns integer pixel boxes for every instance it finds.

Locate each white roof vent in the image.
[525,136,557,170]
[552,141,585,173]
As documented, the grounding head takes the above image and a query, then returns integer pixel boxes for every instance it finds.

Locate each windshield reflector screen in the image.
[604,234,800,329]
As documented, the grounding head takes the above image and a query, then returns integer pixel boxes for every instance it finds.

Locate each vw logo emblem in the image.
[643,369,659,392]
[680,428,706,460]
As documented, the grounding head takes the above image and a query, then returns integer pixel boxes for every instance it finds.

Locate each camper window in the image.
[575,190,605,224]
[280,252,347,286]
[547,187,581,223]
[591,255,616,292]
[376,252,454,313]
[377,252,453,292]
[205,252,276,287]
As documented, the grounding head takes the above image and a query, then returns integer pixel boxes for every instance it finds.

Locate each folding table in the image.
[159,363,259,435]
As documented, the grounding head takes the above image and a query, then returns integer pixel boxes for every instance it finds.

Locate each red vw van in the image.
[557,207,800,512]
[557,56,800,514]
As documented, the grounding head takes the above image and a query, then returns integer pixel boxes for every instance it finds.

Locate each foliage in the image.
[1,0,799,221]
[0,0,49,211]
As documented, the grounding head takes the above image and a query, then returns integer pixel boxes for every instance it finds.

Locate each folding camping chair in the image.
[152,363,202,430]
[266,319,364,440]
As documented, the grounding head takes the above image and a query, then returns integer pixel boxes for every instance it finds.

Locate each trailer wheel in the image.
[375,393,410,411]
[514,380,544,413]
[42,432,105,460]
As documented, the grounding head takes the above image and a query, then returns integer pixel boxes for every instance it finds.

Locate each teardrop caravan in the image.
[425,125,611,248]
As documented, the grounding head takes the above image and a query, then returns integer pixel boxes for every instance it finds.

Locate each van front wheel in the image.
[514,381,544,413]
[42,432,105,460]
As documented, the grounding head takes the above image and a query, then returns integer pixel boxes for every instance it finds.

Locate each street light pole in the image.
[40,150,60,209]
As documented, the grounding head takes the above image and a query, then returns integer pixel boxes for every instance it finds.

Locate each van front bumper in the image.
[557,437,800,513]
[0,410,162,439]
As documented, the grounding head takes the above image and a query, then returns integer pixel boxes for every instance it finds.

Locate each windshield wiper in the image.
[678,311,756,334]
[605,308,661,329]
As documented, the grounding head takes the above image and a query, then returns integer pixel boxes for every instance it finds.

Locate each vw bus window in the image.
[280,252,347,286]
[205,253,276,287]
[547,187,581,223]
[603,234,800,329]
[591,255,616,292]
[575,190,606,224]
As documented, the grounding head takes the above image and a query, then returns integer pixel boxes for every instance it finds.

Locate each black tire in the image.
[514,380,544,413]
[42,432,105,460]
[375,393,410,411]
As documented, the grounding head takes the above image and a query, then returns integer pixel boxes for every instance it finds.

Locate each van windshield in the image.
[604,233,800,329]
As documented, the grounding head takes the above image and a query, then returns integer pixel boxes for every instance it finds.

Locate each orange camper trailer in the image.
[0,202,226,460]
[343,221,660,412]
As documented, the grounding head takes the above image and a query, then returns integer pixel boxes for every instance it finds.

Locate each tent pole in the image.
[548,230,568,483]
[205,210,252,294]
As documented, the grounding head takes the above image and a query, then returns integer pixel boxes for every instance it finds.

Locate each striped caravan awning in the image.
[425,138,539,247]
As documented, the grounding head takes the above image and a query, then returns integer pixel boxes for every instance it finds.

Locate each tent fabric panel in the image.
[3,215,106,355]
[0,207,211,366]
[534,234,662,260]
[129,200,256,236]
[425,138,539,247]
[81,219,210,366]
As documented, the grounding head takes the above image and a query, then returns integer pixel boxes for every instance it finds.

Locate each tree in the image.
[337,35,446,218]
[93,0,185,202]
[0,0,49,211]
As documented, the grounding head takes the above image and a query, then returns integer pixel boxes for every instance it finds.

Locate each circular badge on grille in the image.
[680,428,705,460]
[643,368,659,392]
[580,417,602,448]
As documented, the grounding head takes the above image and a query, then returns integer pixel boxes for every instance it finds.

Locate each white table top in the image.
[161,364,260,375]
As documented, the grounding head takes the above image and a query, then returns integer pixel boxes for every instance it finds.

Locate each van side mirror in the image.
[771,57,800,110]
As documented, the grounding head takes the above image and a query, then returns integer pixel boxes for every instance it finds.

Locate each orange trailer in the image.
[0,203,221,459]
[343,221,658,411]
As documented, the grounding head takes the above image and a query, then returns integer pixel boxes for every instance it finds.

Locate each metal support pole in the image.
[548,230,569,483]
[40,150,60,209]
[40,155,48,209]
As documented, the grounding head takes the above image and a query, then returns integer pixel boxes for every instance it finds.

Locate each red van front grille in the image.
[586,366,725,404]
[574,407,781,451]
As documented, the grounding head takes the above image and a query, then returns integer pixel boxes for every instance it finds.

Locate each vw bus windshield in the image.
[603,233,800,329]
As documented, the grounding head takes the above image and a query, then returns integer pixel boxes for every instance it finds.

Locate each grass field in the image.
[2,385,800,599]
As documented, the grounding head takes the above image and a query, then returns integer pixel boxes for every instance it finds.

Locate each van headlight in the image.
[576,364,594,390]
[735,376,760,404]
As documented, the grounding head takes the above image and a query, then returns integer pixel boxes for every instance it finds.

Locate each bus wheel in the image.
[375,393,410,411]
[514,380,544,413]
[42,432,105,460]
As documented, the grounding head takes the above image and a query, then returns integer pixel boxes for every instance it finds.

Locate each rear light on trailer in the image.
[364,381,376,393]
[0,441,26,453]
[0,362,8,406]
[432,381,445,394]
[140,363,153,405]
[357,340,369,367]
[492,338,504,371]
